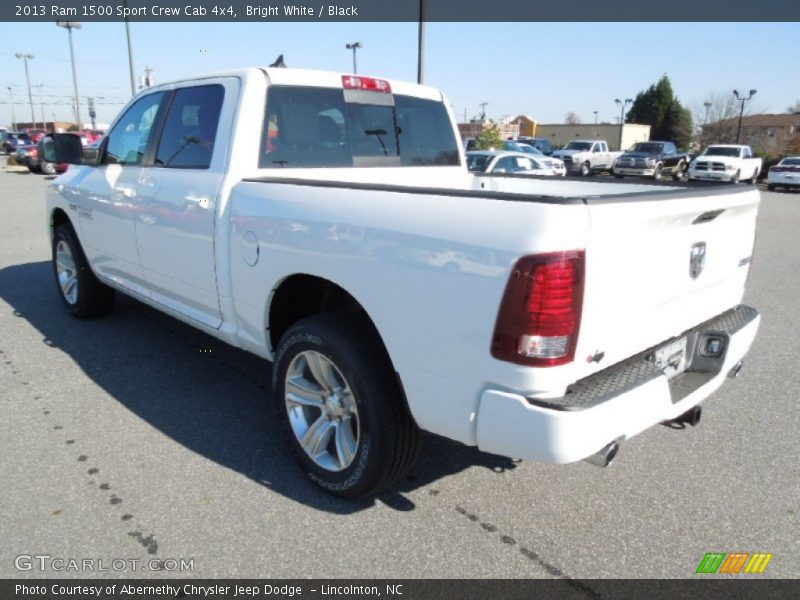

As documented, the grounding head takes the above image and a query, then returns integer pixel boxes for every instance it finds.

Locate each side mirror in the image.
[39,133,83,165]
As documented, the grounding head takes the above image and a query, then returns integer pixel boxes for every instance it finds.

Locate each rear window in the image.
[259,85,460,169]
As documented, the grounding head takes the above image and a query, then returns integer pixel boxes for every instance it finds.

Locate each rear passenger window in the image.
[155,85,224,169]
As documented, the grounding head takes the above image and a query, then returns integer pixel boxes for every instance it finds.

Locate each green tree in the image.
[626,75,693,149]
[473,123,505,150]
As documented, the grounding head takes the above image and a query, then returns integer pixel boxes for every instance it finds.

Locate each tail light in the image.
[342,75,392,93]
[491,250,585,367]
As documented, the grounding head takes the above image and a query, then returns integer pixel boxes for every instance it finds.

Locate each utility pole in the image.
[733,89,757,144]
[56,22,83,127]
[417,0,425,84]
[141,65,155,88]
[478,101,489,121]
[8,87,17,130]
[614,97,632,150]
[15,53,36,127]
[124,0,137,96]
[345,42,362,74]
[34,84,45,130]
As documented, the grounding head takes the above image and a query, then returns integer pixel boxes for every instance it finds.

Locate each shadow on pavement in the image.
[0,260,518,514]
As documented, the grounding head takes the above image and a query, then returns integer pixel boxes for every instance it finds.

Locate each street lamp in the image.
[123,0,136,96]
[7,87,17,130]
[733,89,757,144]
[703,101,712,125]
[345,42,363,74]
[614,98,632,149]
[15,53,36,127]
[56,21,82,127]
[593,110,598,125]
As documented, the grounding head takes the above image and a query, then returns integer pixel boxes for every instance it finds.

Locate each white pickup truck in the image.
[688,144,762,184]
[42,67,761,498]
[551,139,623,176]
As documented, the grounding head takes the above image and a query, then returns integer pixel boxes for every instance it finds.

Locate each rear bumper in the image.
[767,174,800,187]
[476,305,760,464]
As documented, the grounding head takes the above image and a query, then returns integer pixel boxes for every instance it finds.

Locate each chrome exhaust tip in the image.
[728,360,744,379]
[584,441,619,468]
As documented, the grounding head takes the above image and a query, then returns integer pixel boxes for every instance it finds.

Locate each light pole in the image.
[417,0,425,84]
[56,21,82,127]
[15,53,36,127]
[614,97,632,150]
[123,1,136,96]
[733,89,756,144]
[345,42,362,74]
[703,101,712,125]
[34,84,45,130]
[593,110,598,125]
[7,87,17,130]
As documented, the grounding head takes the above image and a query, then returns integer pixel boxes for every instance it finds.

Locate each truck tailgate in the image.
[577,186,759,371]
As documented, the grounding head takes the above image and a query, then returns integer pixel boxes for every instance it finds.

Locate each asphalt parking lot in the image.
[1,167,798,581]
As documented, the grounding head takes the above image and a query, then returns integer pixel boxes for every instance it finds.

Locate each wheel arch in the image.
[266,273,413,418]
[50,207,72,242]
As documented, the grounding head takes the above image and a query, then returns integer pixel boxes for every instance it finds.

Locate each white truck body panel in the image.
[46,67,761,465]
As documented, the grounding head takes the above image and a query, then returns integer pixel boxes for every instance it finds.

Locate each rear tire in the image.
[767,184,776,191]
[273,312,421,498]
[52,222,115,318]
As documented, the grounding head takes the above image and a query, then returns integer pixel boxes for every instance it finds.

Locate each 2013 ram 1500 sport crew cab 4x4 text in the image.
[43,68,761,498]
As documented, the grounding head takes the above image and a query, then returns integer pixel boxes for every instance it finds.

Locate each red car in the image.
[18,143,68,175]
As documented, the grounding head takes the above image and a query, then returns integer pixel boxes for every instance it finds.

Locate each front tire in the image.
[580,161,591,177]
[672,161,685,181]
[731,170,740,184]
[52,222,115,318]
[767,184,776,191]
[653,163,663,181]
[273,313,421,498]
[41,161,56,176]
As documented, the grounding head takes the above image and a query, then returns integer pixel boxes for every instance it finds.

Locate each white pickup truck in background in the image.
[551,139,623,176]
[688,144,762,184]
[42,67,760,498]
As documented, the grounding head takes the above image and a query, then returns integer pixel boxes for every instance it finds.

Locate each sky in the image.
[1,21,798,129]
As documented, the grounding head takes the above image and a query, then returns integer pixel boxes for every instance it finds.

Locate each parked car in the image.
[688,145,762,184]
[1,131,32,154]
[551,139,623,176]
[466,150,564,177]
[24,128,47,143]
[43,67,760,498]
[514,137,554,155]
[503,142,566,175]
[766,156,800,191]
[613,141,690,181]
[19,142,68,175]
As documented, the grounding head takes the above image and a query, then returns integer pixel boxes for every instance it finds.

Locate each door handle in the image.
[184,195,210,210]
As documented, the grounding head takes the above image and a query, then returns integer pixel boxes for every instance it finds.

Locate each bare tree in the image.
[564,111,582,125]
[692,92,764,148]
[788,100,800,114]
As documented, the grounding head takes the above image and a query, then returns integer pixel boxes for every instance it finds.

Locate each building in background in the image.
[509,115,539,137]
[533,123,651,151]
[457,120,520,141]
[701,113,800,156]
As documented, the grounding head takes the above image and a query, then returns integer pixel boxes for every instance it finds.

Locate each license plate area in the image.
[646,337,688,381]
